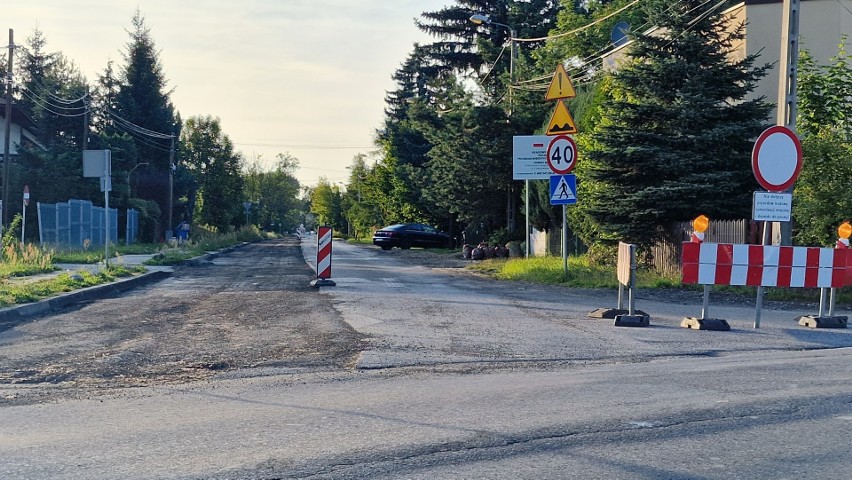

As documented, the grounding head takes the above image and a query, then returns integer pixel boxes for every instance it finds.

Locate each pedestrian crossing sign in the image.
[550,174,577,205]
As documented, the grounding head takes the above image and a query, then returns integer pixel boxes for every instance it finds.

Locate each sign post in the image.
[83,149,112,268]
[751,126,802,328]
[544,65,578,270]
[21,185,29,244]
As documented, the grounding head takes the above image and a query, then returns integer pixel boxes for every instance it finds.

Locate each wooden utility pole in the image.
[168,135,175,237]
[82,87,89,150]
[2,29,14,230]
[777,0,800,246]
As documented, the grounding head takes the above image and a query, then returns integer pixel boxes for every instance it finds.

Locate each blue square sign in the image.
[549,174,577,205]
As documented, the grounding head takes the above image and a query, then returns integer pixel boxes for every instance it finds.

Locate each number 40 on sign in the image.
[546,135,578,174]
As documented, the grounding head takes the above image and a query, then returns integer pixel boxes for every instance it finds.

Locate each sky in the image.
[7,0,451,187]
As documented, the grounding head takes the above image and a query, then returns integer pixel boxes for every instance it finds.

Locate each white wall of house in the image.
[0,120,25,154]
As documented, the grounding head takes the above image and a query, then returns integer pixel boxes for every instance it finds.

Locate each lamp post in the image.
[470,14,526,253]
[469,14,516,113]
[126,162,149,196]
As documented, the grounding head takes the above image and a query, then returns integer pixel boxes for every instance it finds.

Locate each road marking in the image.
[383,278,406,288]
[629,421,656,428]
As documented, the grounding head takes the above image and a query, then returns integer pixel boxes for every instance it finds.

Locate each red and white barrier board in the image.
[682,242,852,288]
[316,226,333,280]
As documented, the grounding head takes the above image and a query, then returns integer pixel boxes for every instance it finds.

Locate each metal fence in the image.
[37,199,139,247]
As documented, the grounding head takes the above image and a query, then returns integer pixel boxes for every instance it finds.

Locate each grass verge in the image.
[466,255,852,304]
[0,265,146,308]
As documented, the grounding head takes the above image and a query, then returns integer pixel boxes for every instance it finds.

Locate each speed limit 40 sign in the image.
[546,135,577,174]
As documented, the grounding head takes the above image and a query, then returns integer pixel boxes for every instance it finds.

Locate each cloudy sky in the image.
[7,0,450,186]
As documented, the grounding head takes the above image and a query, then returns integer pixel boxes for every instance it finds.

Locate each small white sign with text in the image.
[753,192,792,222]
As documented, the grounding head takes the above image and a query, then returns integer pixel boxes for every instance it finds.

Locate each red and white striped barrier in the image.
[682,242,852,288]
[316,226,333,280]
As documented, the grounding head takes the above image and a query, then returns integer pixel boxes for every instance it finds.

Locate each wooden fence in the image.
[651,219,751,276]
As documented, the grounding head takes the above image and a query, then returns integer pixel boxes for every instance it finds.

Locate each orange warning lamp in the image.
[839,221,851,240]
[691,215,709,243]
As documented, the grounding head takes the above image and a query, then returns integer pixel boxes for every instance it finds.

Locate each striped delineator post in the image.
[309,226,336,288]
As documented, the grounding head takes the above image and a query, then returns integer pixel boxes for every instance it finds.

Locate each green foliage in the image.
[180,116,244,232]
[309,180,344,229]
[793,41,852,246]
[0,267,140,308]
[797,40,851,138]
[243,154,304,232]
[110,10,179,235]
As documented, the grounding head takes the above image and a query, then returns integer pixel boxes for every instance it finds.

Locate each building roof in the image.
[0,98,37,131]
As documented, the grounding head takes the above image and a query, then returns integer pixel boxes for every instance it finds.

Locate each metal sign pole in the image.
[104,151,111,269]
[562,204,568,278]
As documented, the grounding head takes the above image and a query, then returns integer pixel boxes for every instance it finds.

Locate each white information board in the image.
[512,135,552,180]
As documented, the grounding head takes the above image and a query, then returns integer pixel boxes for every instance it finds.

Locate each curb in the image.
[0,270,172,326]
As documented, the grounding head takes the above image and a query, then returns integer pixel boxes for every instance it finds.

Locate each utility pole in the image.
[168,135,175,238]
[777,0,800,246]
[2,29,14,230]
[82,87,89,150]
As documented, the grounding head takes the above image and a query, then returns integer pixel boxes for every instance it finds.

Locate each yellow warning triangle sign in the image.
[545,100,578,135]
[545,64,577,100]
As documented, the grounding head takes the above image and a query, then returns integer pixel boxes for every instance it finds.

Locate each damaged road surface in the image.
[2,238,852,479]
[0,238,363,406]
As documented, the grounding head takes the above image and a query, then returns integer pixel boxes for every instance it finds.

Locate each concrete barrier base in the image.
[309,279,337,288]
[681,317,731,331]
[613,314,650,327]
[590,308,648,319]
[796,315,847,329]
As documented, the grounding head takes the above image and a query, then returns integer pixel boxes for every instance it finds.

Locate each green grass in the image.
[0,265,145,307]
[465,254,852,304]
[0,227,264,307]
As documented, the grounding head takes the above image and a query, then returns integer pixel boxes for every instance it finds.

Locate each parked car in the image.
[372,223,453,250]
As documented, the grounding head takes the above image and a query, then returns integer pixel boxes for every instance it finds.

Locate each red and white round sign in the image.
[546,135,577,174]
[751,126,802,192]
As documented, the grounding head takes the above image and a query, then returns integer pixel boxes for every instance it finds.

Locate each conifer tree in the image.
[579,0,771,248]
[116,9,179,233]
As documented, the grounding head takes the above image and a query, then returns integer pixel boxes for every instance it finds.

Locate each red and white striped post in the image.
[310,226,336,288]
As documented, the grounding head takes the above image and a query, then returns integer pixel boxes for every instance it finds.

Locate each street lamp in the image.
[469,14,516,113]
[126,162,149,196]
[471,13,526,254]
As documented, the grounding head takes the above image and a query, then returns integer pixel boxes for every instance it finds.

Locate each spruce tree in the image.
[580,0,771,248]
[116,9,178,234]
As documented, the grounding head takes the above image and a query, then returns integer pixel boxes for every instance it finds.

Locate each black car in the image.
[372,223,453,250]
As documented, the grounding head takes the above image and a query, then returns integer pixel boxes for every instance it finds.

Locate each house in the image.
[0,98,46,156]
[729,0,851,121]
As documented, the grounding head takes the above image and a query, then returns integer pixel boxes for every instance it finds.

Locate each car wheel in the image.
[381,245,392,251]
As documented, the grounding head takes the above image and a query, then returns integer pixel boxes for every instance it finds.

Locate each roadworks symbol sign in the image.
[545,100,578,135]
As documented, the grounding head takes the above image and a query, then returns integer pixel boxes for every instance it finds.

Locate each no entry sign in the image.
[751,126,802,192]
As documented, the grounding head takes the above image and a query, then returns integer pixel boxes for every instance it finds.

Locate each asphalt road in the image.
[1,238,851,479]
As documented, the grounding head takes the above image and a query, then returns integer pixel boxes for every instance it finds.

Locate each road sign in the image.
[546,135,577,174]
[512,135,552,180]
[549,174,577,205]
[545,63,577,100]
[545,100,578,135]
[752,192,792,222]
[752,126,802,192]
[23,185,29,207]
